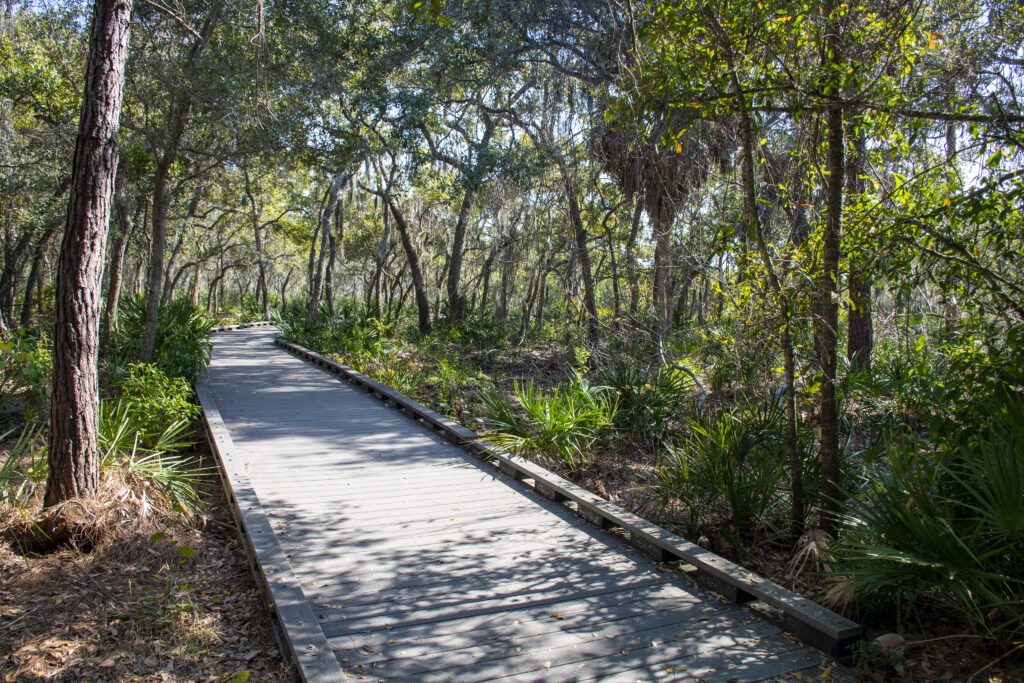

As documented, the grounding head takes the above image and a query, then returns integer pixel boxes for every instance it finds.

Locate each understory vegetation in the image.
[2,298,213,544]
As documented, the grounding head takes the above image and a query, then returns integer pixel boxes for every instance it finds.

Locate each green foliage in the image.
[0,423,48,504]
[833,388,1024,644]
[276,298,391,371]
[116,363,200,444]
[374,363,420,397]
[0,331,51,422]
[0,398,204,516]
[599,363,695,448]
[658,398,786,546]
[426,357,476,414]
[112,295,214,382]
[482,372,617,471]
[98,399,205,515]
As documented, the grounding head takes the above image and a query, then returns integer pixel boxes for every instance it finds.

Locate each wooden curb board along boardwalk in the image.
[200,327,832,682]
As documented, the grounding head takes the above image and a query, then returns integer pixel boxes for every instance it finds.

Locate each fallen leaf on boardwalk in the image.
[621,648,629,656]
[550,613,565,620]
[360,645,376,654]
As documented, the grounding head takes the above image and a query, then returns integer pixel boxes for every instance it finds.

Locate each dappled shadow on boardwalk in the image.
[206,329,822,681]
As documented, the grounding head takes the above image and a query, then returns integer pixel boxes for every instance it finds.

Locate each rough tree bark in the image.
[45,0,132,506]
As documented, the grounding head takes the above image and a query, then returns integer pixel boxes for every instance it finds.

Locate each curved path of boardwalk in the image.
[201,327,824,682]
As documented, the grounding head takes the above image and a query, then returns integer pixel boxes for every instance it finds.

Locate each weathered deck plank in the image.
[203,328,828,680]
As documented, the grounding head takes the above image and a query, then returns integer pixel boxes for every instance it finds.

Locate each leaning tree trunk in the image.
[559,161,599,349]
[140,16,215,360]
[45,0,132,506]
[386,196,432,333]
[308,175,343,322]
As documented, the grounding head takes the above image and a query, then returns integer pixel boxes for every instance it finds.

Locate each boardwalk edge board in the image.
[211,320,275,333]
[196,376,347,682]
[275,336,863,659]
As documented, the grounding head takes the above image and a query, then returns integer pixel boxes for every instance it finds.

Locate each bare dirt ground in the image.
[0,438,289,683]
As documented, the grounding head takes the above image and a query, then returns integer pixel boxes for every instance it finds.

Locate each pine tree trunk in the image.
[45,0,132,506]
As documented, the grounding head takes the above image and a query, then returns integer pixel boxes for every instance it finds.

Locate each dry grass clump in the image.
[2,473,193,558]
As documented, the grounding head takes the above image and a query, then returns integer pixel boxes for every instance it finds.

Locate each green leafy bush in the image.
[482,372,617,471]
[658,398,786,546]
[276,298,390,371]
[832,388,1024,644]
[0,398,204,516]
[112,295,214,382]
[0,423,48,503]
[0,331,51,421]
[98,398,204,514]
[116,363,199,442]
[600,363,695,448]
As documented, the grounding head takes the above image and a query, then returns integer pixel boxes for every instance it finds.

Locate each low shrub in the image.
[0,331,51,421]
[1,396,205,524]
[482,372,617,471]
[831,387,1024,645]
[658,397,786,548]
[111,296,214,382]
[116,363,199,443]
[600,363,695,448]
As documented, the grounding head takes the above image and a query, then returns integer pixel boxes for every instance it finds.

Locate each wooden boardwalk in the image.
[200,327,828,682]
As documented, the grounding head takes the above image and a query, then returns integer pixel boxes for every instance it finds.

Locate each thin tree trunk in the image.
[558,161,599,348]
[309,175,343,322]
[626,199,641,317]
[846,124,872,370]
[46,0,131,506]
[20,227,57,327]
[101,185,134,343]
[386,196,431,333]
[243,167,269,318]
[717,33,804,534]
[652,207,673,346]
[140,16,216,361]
[446,188,476,326]
[816,7,845,534]
[604,212,621,327]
